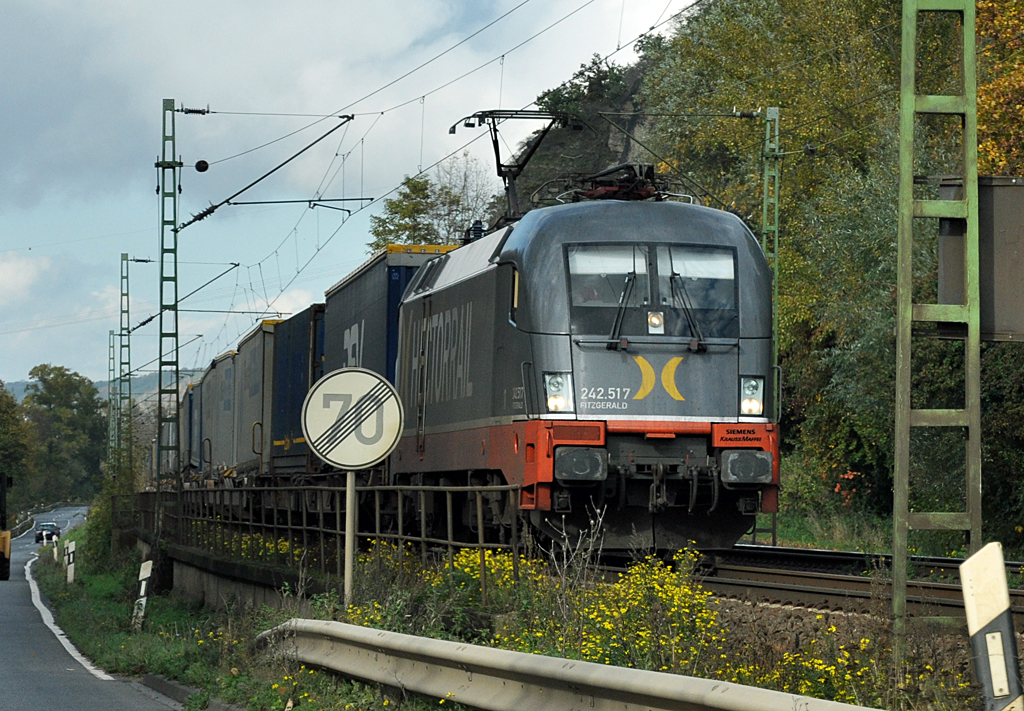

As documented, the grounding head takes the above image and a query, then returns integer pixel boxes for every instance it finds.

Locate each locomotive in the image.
[179,171,778,550]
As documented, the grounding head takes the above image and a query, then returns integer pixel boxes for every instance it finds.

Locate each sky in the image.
[0,0,686,384]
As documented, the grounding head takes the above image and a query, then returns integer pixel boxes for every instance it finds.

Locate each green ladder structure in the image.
[750,107,781,547]
[156,99,182,489]
[118,252,133,482]
[894,0,981,634]
[107,329,118,467]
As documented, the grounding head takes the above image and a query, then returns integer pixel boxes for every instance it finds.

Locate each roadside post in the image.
[302,368,404,608]
[66,540,76,584]
[961,542,1022,710]
[132,560,154,631]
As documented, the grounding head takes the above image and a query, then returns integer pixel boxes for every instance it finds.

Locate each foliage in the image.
[536,54,628,117]
[0,380,32,515]
[20,364,106,505]
[625,0,1024,534]
[2,365,107,513]
[978,0,1024,174]
[33,539,444,711]
[36,526,978,710]
[368,152,495,252]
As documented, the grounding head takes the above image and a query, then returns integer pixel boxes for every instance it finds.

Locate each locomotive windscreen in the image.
[566,243,738,338]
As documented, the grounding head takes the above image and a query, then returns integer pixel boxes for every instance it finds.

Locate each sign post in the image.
[301,368,404,607]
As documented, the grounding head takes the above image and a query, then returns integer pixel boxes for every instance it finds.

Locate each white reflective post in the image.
[962,542,1023,711]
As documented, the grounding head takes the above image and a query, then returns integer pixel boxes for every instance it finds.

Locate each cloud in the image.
[0,0,669,381]
[0,253,51,308]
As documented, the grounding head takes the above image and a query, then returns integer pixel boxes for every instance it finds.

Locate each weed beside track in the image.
[33,529,981,711]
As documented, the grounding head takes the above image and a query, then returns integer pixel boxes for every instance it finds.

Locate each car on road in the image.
[34,522,61,543]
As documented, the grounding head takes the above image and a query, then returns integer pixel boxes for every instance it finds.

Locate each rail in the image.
[258,619,870,711]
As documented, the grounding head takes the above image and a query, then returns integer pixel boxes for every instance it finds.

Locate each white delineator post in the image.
[961,542,1023,711]
[132,560,154,631]
[66,541,76,584]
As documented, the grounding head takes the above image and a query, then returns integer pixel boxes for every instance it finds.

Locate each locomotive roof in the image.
[398,199,770,337]
[498,200,760,259]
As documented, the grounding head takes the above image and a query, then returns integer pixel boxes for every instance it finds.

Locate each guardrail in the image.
[258,619,870,711]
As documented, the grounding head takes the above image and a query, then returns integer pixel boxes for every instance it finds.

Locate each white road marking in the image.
[24,555,114,681]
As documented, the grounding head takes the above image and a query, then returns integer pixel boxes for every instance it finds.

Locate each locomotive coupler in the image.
[649,462,668,512]
[708,464,721,514]
[687,464,700,513]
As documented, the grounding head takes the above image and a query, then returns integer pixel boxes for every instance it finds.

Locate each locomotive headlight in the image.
[647,311,665,334]
[740,377,764,415]
[544,372,574,412]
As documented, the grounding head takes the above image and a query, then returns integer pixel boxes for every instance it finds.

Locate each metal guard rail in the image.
[258,619,870,711]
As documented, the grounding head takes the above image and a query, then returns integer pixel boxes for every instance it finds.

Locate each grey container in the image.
[200,351,236,474]
[234,321,277,477]
[189,380,203,470]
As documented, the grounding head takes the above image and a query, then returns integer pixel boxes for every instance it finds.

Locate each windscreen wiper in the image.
[670,273,707,353]
[607,271,636,350]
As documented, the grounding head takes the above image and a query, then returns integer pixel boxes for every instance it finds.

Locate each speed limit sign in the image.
[301,368,405,469]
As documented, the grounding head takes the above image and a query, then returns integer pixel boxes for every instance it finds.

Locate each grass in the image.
[34,531,441,711]
[35,520,980,711]
[751,510,893,552]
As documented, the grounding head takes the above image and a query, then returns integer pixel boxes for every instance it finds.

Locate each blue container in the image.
[270,304,325,475]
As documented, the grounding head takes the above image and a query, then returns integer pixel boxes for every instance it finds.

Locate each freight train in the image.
[178,172,779,550]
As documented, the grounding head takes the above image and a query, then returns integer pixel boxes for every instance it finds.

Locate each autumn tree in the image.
[368,152,495,252]
[627,0,1024,537]
[977,0,1024,174]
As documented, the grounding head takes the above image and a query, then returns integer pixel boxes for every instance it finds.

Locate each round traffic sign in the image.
[301,368,405,469]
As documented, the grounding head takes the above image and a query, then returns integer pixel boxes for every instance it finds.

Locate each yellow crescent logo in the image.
[632,356,656,400]
[661,357,685,401]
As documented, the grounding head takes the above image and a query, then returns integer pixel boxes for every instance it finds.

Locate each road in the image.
[0,506,180,711]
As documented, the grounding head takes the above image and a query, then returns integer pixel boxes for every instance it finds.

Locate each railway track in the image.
[700,544,1024,626]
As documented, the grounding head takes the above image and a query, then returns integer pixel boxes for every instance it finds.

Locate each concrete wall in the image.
[134,535,322,613]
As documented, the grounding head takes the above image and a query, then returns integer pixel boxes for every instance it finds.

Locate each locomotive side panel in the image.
[394,240,534,476]
[190,382,202,470]
[178,384,195,475]
[395,268,497,471]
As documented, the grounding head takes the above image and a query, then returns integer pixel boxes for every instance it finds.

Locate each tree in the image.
[629,0,1024,540]
[536,54,628,117]
[0,381,32,512]
[21,364,106,504]
[368,152,495,252]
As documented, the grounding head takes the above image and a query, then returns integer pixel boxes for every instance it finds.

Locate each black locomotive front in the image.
[394,199,778,550]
